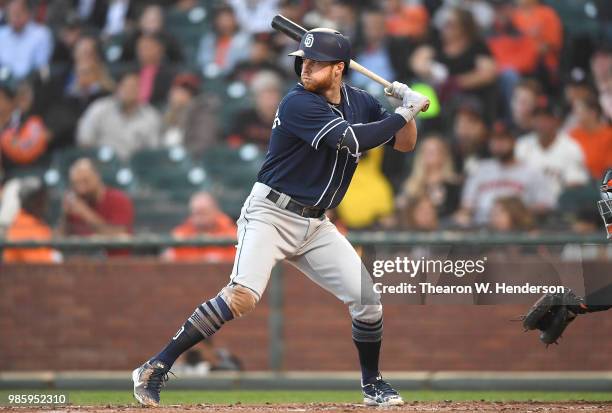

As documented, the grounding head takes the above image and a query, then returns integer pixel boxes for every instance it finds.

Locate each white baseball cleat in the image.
[362,376,405,407]
[132,359,170,407]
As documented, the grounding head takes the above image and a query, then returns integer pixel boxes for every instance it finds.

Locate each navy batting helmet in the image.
[288,28,351,77]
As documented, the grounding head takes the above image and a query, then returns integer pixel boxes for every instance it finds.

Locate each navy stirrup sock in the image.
[152,295,234,368]
[352,318,383,384]
[153,321,203,367]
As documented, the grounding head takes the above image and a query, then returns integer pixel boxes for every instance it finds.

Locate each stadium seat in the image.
[4,165,48,180]
[103,33,126,63]
[164,167,213,203]
[100,167,138,192]
[133,194,189,233]
[209,184,248,219]
[558,183,600,214]
[51,146,123,184]
[46,191,63,227]
[129,146,198,193]
[165,2,211,66]
[219,81,252,133]
[201,144,264,176]
[130,146,192,171]
[200,144,264,218]
[546,0,601,38]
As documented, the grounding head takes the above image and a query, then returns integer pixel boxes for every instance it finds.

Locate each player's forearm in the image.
[393,119,417,152]
[332,114,406,154]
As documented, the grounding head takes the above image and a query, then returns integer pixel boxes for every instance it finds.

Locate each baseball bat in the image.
[271,15,392,90]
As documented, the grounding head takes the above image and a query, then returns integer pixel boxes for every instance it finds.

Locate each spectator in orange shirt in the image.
[164,191,236,262]
[384,0,428,39]
[487,1,538,75]
[569,95,612,180]
[487,0,539,112]
[512,0,562,77]
[3,176,61,263]
[0,81,49,178]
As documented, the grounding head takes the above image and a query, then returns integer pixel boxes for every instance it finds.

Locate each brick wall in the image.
[2,261,612,371]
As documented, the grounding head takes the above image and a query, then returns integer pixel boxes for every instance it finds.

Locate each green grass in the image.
[2,390,612,406]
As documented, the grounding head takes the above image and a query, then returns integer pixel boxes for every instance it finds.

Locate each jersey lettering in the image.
[272,108,281,129]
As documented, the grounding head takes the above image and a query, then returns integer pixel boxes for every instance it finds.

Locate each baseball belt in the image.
[266,190,326,219]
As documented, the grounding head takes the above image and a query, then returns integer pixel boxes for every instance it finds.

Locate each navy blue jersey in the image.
[257,83,394,209]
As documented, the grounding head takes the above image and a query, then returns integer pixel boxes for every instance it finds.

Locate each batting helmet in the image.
[288,28,351,77]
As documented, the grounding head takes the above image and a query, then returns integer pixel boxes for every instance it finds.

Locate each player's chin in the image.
[302,78,319,92]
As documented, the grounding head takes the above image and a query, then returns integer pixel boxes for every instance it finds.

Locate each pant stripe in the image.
[235,196,253,276]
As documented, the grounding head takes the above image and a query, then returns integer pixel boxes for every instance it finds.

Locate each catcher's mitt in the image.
[522,289,587,345]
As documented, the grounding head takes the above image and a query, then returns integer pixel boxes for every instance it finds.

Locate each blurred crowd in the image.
[0,0,611,262]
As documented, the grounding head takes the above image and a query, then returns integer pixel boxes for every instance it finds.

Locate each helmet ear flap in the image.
[294,57,303,77]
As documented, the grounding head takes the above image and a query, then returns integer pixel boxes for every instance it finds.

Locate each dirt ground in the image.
[4,402,612,413]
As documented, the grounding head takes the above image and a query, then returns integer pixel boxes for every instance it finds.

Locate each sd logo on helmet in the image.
[304,33,314,47]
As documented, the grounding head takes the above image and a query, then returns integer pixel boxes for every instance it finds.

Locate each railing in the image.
[0,232,609,250]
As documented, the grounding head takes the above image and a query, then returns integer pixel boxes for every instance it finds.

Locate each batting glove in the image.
[394,90,430,122]
[384,81,411,100]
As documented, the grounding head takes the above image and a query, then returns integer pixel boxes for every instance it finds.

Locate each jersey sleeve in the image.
[278,93,349,150]
[367,93,396,147]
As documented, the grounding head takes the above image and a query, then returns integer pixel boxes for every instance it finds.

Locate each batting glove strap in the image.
[394,105,419,123]
[394,91,429,122]
[384,81,411,100]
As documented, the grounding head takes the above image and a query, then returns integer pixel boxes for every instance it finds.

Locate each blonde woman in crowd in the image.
[399,134,461,218]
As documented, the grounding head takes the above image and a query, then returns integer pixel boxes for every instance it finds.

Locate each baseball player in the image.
[522,168,612,344]
[132,28,429,407]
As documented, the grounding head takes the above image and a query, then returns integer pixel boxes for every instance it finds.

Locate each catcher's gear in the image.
[598,168,612,239]
[522,289,588,345]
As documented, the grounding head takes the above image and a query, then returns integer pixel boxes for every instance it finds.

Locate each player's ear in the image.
[336,61,345,76]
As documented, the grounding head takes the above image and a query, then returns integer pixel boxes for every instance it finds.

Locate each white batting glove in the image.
[384,81,411,100]
[394,90,430,122]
